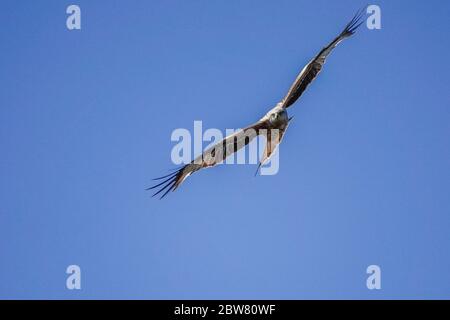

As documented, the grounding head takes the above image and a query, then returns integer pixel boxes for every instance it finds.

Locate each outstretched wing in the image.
[148,120,268,199]
[280,8,365,109]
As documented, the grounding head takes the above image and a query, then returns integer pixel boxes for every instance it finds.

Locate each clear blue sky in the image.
[1,0,449,299]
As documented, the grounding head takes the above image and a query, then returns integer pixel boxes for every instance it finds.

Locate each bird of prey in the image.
[149,9,365,199]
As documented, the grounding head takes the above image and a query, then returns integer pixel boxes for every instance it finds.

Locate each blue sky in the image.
[1,0,449,299]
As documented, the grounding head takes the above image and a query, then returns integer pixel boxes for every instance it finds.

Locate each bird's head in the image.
[269,109,289,128]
